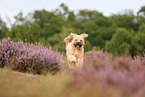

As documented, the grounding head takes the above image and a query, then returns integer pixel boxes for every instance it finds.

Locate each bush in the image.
[0,37,62,74]
[70,50,145,97]
[105,28,136,56]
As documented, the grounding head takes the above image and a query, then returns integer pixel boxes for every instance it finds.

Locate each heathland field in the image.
[0,4,145,97]
[0,38,145,97]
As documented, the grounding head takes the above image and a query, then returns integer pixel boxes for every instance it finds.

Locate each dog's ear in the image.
[70,33,77,39]
[81,33,88,38]
[64,33,76,43]
[64,36,72,43]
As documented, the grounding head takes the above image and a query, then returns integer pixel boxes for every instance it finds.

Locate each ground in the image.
[0,68,71,97]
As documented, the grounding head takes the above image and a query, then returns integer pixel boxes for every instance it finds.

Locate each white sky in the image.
[0,0,145,25]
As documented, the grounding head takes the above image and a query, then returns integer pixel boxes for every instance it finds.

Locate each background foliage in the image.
[0,3,145,56]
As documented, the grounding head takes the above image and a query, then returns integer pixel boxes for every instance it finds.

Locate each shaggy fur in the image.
[64,33,88,69]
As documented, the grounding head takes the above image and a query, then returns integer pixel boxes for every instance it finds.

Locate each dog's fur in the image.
[64,33,88,69]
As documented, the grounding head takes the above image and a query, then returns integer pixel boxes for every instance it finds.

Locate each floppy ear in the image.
[64,33,75,44]
[64,36,71,43]
[70,33,77,39]
[81,33,88,38]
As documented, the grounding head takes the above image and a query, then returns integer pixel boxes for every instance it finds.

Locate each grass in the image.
[0,68,109,97]
[1,67,138,97]
[0,68,69,97]
[0,51,145,97]
[0,56,82,97]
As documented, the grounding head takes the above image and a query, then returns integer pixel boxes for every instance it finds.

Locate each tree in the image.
[105,28,135,56]
[77,10,114,49]
[137,6,145,16]
[136,6,145,27]
[135,24,145,55]
[3,3,145,55]
[0,17,8,39]
[54,3,76,23]
[110,10,139,31]
[33,10,55,28]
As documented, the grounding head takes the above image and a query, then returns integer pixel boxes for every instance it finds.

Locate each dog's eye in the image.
[80,40,82,41]
[75,39,77,41]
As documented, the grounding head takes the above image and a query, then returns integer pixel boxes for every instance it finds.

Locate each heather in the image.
[70,50,145,97]
[0,37,62,74]
[1,49,145,97]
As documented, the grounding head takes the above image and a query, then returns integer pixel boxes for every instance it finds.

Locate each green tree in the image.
[137,6,145,16]
[54,3,76,24]
[6,12,42,43]
[0,17,8,39]
[110,10,139,31]
[3,3,145,55]
[136,6,145,26]
[135,24,145,55]
[105,28,135,56]
[7,24,28,41]
[77,10,114,49]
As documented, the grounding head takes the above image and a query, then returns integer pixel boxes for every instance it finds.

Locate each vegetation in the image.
[0,50,145,97]
[0,37,62,74]
[70,50,145,97]
[0,3,145,97]
[0,3,145,56]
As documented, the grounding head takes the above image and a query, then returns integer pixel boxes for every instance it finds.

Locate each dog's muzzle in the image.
[74,42,83,48]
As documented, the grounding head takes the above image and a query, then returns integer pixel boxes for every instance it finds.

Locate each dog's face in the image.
[70,33,88,49]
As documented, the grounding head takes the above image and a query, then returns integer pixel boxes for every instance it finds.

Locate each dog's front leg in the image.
[77,54,83,68]
[68,53,76,69]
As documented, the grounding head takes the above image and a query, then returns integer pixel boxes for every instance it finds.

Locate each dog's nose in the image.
[77,42,80,44]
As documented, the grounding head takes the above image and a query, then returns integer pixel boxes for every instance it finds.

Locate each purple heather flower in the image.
[0,38,62,74]
[70,50,145,96]
[7,37,10,40]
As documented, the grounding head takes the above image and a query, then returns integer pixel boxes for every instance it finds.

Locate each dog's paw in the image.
[70,58,76,63]
[69,61,76,69]
[71,61,76,67]
[69,55,76,63]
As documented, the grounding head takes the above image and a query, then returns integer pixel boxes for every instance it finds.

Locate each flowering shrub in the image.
[0,37,62,74]
[70,50,145,97]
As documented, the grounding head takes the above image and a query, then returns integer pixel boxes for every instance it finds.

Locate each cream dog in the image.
[64,33,88,69]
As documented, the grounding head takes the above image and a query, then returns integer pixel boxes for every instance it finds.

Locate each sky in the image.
[0,0,145,25]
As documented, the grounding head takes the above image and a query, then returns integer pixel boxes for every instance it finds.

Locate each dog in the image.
[64,33,88,69]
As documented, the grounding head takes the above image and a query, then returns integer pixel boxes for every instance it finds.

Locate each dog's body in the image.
[64,33,88,69]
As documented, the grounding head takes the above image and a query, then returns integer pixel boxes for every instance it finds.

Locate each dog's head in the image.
[70,33,88,49]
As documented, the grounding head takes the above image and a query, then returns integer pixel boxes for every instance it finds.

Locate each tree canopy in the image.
[0,3,145,56]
